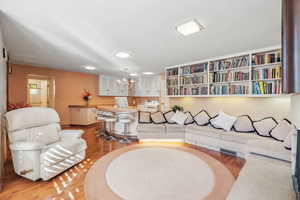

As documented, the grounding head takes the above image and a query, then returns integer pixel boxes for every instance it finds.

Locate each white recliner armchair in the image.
[4,107,87,181]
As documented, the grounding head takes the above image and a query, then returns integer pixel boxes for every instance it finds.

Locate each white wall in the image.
[169,96,291,121]
[0,23,7,189]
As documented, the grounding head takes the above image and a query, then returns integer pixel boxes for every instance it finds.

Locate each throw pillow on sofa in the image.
[163,110,176,124]
[138,111,152,124]
[209,111,237,132]
[151,112,167,124]
[232,115,255,133]
[253,117,278,137]
[170,111,188,125]
[184,111,194,125]
[270,119,293,142]
[283,128,295,150]
[194,110,211,126]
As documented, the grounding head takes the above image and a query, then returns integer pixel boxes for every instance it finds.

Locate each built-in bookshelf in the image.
[165,47,283,97]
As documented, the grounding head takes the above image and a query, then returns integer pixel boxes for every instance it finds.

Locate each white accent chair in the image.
[4,107,87,181]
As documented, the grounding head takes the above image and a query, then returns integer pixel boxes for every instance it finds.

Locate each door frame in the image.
[26,74,55,108]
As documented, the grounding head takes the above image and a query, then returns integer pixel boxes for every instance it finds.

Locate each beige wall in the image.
[8,64,135,125]
[169,96,291,121]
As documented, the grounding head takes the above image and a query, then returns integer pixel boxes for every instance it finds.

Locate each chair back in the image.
[5,107,61,145]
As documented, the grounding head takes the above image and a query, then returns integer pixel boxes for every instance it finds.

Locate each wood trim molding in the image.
[282,0,300,93]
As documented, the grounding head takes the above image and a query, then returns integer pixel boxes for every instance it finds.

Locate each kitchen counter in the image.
[69,105,98,108]
[96,106,137,113]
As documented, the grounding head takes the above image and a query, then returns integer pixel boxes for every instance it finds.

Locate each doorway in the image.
[27,75,55,108]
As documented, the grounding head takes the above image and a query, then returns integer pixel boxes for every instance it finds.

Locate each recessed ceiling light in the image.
[85,66,96,70]
[115,52,131,58]
[176,20,204,36]
[129,73,138,76]
[143,72,155,75]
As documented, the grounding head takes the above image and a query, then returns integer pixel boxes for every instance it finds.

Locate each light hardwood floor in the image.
[0,125,245,200]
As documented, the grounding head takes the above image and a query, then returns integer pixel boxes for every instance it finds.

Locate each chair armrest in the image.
[10,142,45,151]
[59,129,84,139]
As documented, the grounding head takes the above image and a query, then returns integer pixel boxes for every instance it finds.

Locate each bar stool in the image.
[104,117,117,141]
[96,115,106,138]
[118,118,132,144]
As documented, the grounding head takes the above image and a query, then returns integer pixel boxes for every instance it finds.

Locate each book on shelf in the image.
[210,71,249,83]
[229,85,249,95]
[209,55,249,72]
[210,85,229,95]
[180,86,208,95]
[167,68,178,76]
[180,74,208,85]
[167,78,178,87]
[252,65,281,80]
[168,87,179,96]
[252,51,281,66]
[180,63,208,75]
[252,80,282,95]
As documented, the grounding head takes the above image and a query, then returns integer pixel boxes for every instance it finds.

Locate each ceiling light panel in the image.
[176,20,204,36]
[143,72,155,75]
[85,66,96,70]
[115,52,131,58]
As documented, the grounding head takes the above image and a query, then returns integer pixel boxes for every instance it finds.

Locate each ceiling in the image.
[0,0,282,75]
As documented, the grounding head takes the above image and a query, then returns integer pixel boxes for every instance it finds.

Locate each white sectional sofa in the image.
[137,110,293,162]
[138,123,291,161]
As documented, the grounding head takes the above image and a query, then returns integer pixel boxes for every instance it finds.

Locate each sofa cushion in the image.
[184,111,194,125]
[150,112,167,124]
[170,111,188,125]
[5,107,60,132]
[233,115,255,133]
[185,124,221,139]
[165,124,186,133]
[10,123,61,145]
[136,124,166,133]
[248,137,291,162]
[42,138,87,167]
[194,110,211,126]
[163,110,176,124]
[253,117,278,137]
[209,111,237,132]
[270,119,293,142]
[138,111,152,124]
[283,128,295,150]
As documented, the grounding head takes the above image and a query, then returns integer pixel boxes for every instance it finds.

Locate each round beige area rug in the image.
[85,144,235,200]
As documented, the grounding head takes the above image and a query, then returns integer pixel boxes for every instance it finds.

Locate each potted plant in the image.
[83,89,92,106]
[171,105,184,112]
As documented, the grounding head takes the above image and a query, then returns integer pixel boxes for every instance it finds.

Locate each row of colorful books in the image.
[209,56,249,72]
[252,66,281,80]
[166,78,178,87]
[252,52,281,66]
[209,72,229,83]
[210,85,229,95]
[209,71,250,83]
[179,86,208,95]
[180,63,208,75]
[167,68,178,76]
[228,85,249,95]
[252,80,282,94]
[180,75,208,85]
[167,87,179,96]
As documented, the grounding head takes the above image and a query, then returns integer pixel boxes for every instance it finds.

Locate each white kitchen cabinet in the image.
[133,75,161,97]
[99,75,128,96]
